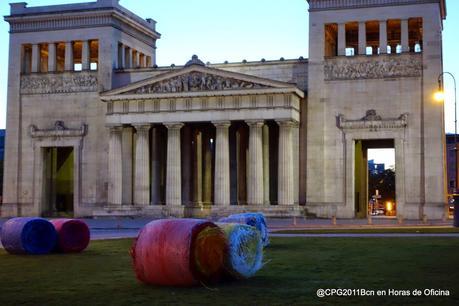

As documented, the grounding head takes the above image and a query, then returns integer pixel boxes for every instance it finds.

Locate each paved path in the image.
[270,233,459,238]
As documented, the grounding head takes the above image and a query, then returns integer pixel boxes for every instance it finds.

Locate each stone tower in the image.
[2,0,160,216]
[306,0,447,219]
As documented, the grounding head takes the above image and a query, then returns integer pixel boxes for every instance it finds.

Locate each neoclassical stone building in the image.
[1,0,448,219]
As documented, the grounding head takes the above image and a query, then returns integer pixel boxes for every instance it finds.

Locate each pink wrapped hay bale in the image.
[50,219,90,253]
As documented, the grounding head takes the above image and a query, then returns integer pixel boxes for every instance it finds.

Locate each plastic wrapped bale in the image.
[50,219,90,253]
[219,212,269,247]
[0,217,58,255]
[130,219,228,286]
[216,223,263,279]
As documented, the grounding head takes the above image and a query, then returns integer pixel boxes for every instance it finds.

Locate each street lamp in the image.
[435,72,457,192]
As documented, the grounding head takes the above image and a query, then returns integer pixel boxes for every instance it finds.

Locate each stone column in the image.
[401,19,409,52]
[247,120,264,205]
[358,21,367,55]
[203,130,213,204]
[31,44,40,73]
[108,126,123,206]
[125,47,132,69]
[141,54,147,68]
[133,124,151,206]
[64,41,74,71]
[338,23,346,56]
[119,44,126,69]
[379,20,387,54]
[48,43,56,72]
[135,51,141,68]
[262,124,270,205]
[122,126,134,205]
[194,130,203,204]
[165,123,183,206]
[82,40,90,70]
[277,120,294,205]
[150,127,161,205]
[213,121,231,206]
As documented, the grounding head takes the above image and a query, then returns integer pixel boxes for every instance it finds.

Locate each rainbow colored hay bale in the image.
[216,222,263,279]
[0,217,57,255]
[50,219,90,253]
[219,212,269,247]
[130,219,228,286]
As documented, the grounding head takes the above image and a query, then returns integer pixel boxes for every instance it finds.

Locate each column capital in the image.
[107,125,123,133]
[164,122,184,130]
[276,119,297,127]
[132,124,151,131]
[246,120,264,127]
[212,121,231,128]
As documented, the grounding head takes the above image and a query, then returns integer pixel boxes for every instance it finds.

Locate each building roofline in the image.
[6,0,160,36]
[306,0,446,19]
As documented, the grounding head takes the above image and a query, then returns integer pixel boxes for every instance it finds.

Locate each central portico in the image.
[99,56,304,217]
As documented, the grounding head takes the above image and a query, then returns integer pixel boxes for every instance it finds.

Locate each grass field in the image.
[274,227,459,234]
[0,237,458,306]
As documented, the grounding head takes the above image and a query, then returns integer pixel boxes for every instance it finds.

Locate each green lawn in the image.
[275,227,459,234]
[0,237,458,306]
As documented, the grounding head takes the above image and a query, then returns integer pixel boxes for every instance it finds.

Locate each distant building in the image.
[0,129,4,161]
[446,134,458,194]
[368,159,385,175]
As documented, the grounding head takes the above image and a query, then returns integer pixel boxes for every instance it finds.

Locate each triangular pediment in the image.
[103,64,303,97]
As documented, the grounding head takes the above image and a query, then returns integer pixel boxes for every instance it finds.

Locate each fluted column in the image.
[213,121,231,206]
[108,126,123,206]
[262,124,270,205]
[64,41,74,71]
[82,40,90,70]
[165,123,183,206]
[133,124,151,206]
[31,44,40,73]
[338,23,346,56]
[247,120,264,205]
[48,43,57,72]
[379,20,387,54]
[277,120,294,205]
[122,126,134,205]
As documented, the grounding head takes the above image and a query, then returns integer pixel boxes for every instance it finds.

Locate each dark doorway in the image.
[354,139,396,218]
[43,147,74,216]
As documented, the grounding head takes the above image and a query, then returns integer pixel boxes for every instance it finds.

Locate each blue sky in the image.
[0,0,457,166]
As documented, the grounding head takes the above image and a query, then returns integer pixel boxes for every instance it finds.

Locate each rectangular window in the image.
[409,17,423,52]
[345,22,358,56]
[324,23,338,57]
[387,19,401,54]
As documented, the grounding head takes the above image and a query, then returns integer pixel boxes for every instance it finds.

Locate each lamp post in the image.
[435,72,457,225]
[435,72,457,190]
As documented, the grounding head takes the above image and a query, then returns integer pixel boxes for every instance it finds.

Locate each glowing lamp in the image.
[434,91,445,102]
[386,201,393,212]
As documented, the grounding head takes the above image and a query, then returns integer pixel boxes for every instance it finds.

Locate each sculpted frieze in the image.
[129,72,271,94]
[324,54,422,81]
[29,121,87,138]
[20,72,98,94]
[338,110,408,131]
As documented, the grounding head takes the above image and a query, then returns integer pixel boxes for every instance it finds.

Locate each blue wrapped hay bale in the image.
[0,217,58,255]
[216,223,263,279]
[219,212,269,247]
